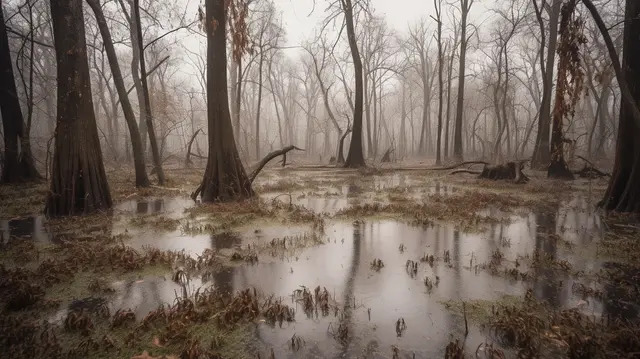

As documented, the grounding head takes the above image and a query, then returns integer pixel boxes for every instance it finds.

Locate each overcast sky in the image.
[271,0,495,48]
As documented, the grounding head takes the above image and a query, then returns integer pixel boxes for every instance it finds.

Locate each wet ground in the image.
[1,167,637,358]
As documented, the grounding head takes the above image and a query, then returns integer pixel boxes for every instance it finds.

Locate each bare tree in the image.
[339,0,366,167]
[433,0,445,165]
[86,0,150,187]
[0,0,40,182]
[452,0,475,161]
[531,0,562,169]
[133,0,165,184]
[197,0,253,201]
[46,0,112,215]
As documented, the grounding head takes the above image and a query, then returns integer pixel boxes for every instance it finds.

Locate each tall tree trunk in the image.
[532,0,561,169]
[0,1,40,182]
[46,0,112,215]
[547,0,576,179]
[343,0,366,168]
[133,0,165,184]
[118,0,148,153]
[198,0,253,201]
[87,0,149,187]
[598,0,640,212]
[435,0,444,165]
[453,0,473,161]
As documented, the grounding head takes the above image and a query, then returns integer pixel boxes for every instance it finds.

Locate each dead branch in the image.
[450,169,481,175]
[574,155,610,178]
[249,145,304,183]
[381,148,394,163]
[185,128,203,166]
[428,161,489,171]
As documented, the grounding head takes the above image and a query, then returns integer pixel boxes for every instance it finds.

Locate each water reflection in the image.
[68,194,629,357]
[0,216,51,243]
[114,197,193,217]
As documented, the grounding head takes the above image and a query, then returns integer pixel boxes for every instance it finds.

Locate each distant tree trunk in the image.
[343,0,366,168]
[117,0,148,153]
[453,0,473,162]
[434,0,444,166]
[198,0,253,201]
[46,0,112,215]
[532,0,561,169]
[590,0,640,211]
[86,0,150,187]
[133,0,165,185]
[400,81,407,157]
[255,48,264,159]
[364,66,373,157]
[0,1,40,182]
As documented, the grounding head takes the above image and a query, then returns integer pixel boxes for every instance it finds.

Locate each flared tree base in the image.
[547,160,575,180]
[200,153,254,202]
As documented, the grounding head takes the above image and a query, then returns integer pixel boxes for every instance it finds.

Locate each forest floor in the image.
[1,162,639,358]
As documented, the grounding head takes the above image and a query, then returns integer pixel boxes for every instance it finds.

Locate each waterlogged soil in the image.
[1,166,638,358]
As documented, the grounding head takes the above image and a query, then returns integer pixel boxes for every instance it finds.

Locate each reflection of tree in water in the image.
[210,232,242,250]
[532,206,562,307]
[336,220,362,356]
[152,198,164,213]
[136,201,148,214]
[1,216,53,243]
[115,278,165,317]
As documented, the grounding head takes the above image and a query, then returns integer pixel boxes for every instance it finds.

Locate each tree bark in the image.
[343,0,366,168]
[547,1,576,180]
[46,0,112,215]
[435,0,444,166]
[133,0,165,185]
[532,0,561,169]
[453,0,473,161]
[596,0,640,212]
[198,0,253,202]
[0,1,40,182]
[86,0,150,187]
[255,46,265,159]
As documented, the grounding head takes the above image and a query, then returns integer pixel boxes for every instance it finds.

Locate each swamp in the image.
[2,165,639,358]
[2,0,640,358]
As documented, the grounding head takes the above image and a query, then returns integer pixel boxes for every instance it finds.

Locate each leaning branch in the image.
[115,55,170,107]
[185,128,203,165]
[581,0,640,129]
[249,145,304,183]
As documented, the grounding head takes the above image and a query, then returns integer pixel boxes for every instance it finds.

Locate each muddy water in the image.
[0,175,617,358]
[104,194,609,358]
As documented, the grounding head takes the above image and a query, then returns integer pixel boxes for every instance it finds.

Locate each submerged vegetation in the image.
[1,167,638,358]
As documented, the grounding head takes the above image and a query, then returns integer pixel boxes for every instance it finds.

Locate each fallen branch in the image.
[574,156,610,178]
[428,161,489,171]
[249,145,304,183]
[450,169,482,176]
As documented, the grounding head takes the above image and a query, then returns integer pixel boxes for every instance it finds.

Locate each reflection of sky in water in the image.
[99,195,613,358]
[2,176,625,358]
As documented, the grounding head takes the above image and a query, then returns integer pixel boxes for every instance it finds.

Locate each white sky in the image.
[271,0,494,48]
